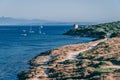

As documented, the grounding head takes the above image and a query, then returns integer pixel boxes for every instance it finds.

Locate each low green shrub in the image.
[95,68,116,73]
[98,41,107,45]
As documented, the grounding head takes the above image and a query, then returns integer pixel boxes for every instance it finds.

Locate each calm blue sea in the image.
[0,25,95,80]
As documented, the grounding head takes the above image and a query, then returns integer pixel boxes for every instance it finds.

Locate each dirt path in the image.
[64,41,102,60]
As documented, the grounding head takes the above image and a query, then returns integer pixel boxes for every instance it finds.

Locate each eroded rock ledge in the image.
[18,37,120,80]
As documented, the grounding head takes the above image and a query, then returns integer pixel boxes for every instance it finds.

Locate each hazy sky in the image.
[0,0,120,22]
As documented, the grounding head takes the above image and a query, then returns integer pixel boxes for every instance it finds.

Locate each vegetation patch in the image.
[110,31,120,38]
[99,61,113,66]
[64,21,120,39]
[62,59,77,64]
[78,51,89,57]
[95,68,116,73]
[115,69,120,72]
[97,41,107,45]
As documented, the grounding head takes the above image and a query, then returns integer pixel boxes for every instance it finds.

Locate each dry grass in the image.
[18,37,120,80]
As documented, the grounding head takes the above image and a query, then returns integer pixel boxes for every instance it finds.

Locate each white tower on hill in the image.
[74,24,78,30]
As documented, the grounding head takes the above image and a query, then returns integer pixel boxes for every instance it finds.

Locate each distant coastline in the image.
[0,16,95,26]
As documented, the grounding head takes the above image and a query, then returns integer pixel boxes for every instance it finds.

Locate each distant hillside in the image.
[64,21,120,39]
[0,16,52,25]
[0,16,95,25]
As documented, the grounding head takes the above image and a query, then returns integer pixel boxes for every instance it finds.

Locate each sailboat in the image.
[21,33,27,36]
[29,26,35,33]
[39,25,43,34]
[21,29,27,36]
[39,25,46,34]
[22,29,26,32]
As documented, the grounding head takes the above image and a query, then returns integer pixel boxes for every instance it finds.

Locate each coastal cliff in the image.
[18,37,120,80]
[64,21,120,39]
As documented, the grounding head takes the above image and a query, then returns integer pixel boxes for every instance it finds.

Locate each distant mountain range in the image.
[0,16,95,25]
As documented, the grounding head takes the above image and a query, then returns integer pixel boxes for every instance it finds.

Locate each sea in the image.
[0,25,95,80]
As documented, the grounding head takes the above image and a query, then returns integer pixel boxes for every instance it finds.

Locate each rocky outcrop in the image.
[64,21,120,39]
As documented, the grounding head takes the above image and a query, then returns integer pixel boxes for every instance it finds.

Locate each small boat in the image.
[29,26,35,33]
[22,29,26,32]
[40,25,43,28]
[39,25,43,34]
[21,34,27,36]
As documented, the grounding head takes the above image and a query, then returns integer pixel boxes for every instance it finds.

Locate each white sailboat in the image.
[21,29,27,36]
[21,33,27,36]
[22,29,26,32]
[39,25,43,34]
[29,26,35,33]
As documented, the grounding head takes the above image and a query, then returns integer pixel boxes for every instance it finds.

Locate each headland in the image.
[18,21,120,80]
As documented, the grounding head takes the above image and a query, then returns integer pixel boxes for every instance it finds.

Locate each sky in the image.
[0,0,120,22]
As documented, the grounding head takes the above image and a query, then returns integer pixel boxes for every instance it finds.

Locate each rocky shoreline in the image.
[18,38,108,80]
[18,37,120,80]
[18,21,120,80]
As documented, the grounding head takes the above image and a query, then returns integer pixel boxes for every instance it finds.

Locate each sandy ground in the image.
[65,42,99,60]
